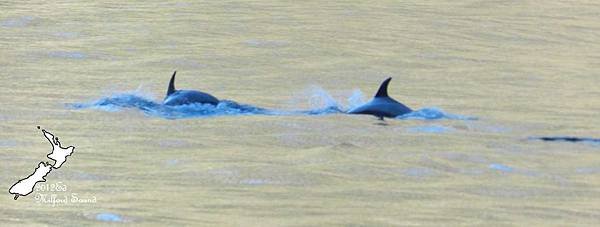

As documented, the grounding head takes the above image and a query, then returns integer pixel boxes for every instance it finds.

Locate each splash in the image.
[306,86,340,110]
[72,87,474,120]
[71,91,343,119]
[397,107,477,120]
[346,89,366,109]
[72,93,274,119]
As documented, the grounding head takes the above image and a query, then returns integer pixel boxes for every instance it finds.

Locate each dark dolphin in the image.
[347,77,412,119]
[163,71,220,106]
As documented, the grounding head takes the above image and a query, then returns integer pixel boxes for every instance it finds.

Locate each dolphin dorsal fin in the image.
[374,77,392,98]
[167,71,177,96]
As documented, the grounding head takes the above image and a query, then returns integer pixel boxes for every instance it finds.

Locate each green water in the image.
[1,1,600,226]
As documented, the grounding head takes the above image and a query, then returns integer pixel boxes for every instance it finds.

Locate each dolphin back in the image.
[164,90,219,106]
[162,71,220,106]
[348,98,411,118]
[347,77,412,118]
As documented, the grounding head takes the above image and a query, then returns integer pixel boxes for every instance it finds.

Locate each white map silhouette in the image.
[8,127,75,200]
[42,129,74,169]
[8,162,53,200]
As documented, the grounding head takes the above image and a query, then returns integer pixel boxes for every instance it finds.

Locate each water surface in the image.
[1,1,600,226]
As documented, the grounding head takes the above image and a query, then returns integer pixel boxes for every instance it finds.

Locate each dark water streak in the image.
[533,137,600,144]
